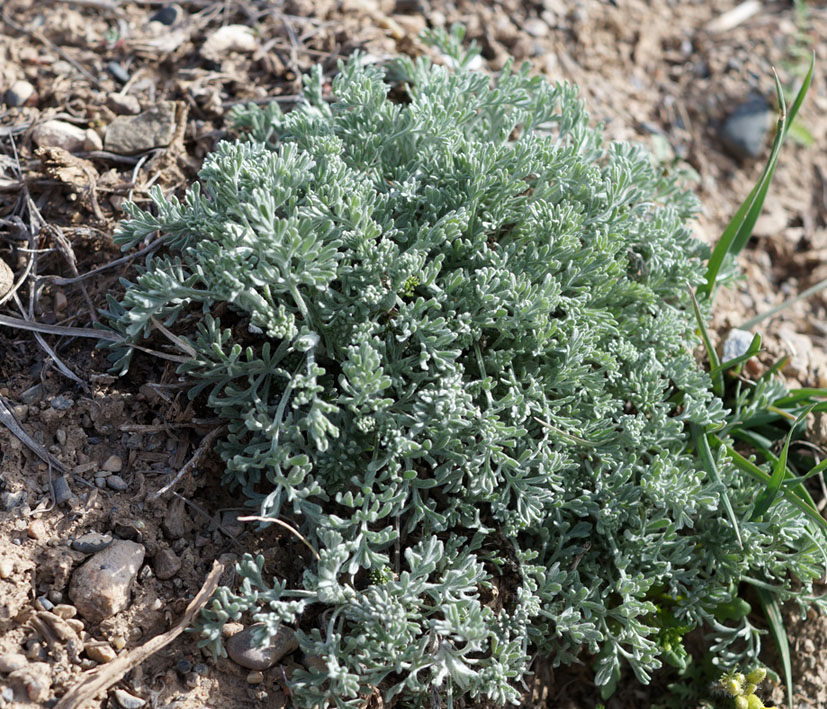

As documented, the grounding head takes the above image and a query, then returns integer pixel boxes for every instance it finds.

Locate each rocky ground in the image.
[1,0,827,707]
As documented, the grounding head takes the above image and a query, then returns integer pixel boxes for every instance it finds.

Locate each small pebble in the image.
[5,80,35,107]
[107,61,130,84]
[153,548,181,580]
[55,428,67,446]
[106,475,128,492]
[35,596,54,611]
[246,670,264,685]
[193,662,207,675]
[722,328,755,363]
[95,477,107,488]
[71,532,114,554]
[106,93,141,115]
[149,4,182,25]
[52,475,72,505]
[1,687,13,702]
[50,395,73,411]
[52,604,77,619]
[113,688,145,709]
[84,642,117,664]
[102,455,123,473]
[0,559,13,579]
[720,93,773,160]
[32,120,101,152]
[111,635,126,651]
[176,659,192,674]
[64,618,84,634]
[0,653,27,673]
[28,519,47,540]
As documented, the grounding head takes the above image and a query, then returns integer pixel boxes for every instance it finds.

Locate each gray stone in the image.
[20,383,44,405]
[50,395,73,411]
[153,548,181,580]
[720,94,773,160]
[106,475,128,492]
[107,61,130,85]
[1,490,26,510]
[5,80,34,107]
[113,688,145,709]
[71,532,114,554]
[149,4,183,25]
[52,475,72,505]
[226,623,298,670]
[68,540,145,622]
[722,328,755,363]
[104,102,177,154]
[106,93,141,116]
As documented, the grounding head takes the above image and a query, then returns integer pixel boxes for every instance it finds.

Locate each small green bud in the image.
[734,696,749,709]
[724,676,743,697]
[747,695,765,709]
[743,683,757,696]
[746,668,767,685]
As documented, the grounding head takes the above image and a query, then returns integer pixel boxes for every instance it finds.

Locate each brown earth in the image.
[1,1,827,707]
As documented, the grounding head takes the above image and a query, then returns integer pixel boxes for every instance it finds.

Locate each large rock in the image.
[68,540,145,622]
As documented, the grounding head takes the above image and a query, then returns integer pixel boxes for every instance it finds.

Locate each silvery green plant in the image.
[104,31,827,707]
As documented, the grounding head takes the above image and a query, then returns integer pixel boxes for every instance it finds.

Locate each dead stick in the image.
[54,560,224,709]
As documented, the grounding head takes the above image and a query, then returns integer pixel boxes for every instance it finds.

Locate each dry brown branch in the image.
[54,560,224,709]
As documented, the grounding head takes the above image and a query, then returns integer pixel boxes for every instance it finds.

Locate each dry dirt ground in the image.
[1,1,827,708]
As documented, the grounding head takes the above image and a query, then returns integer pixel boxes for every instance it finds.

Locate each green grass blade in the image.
[754,587,793,709]
[720,439,827,535]
[692,424,742,548]
[688,288,723,396]
[749,404,817,520]
[772,388,827,408]
[699,54,814,301]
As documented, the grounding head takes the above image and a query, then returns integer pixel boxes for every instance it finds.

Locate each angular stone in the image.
[106,93,141,115]
[68,540,145,622]
[153,548,181,580]
[52,475,73,505]
[71,532,113,554]
[226,623,298,670]
[104,102,176,154]
[102,455,123,473]
[84,641,117,663]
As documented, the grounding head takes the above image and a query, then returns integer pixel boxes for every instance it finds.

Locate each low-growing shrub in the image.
[104,32,827,706]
